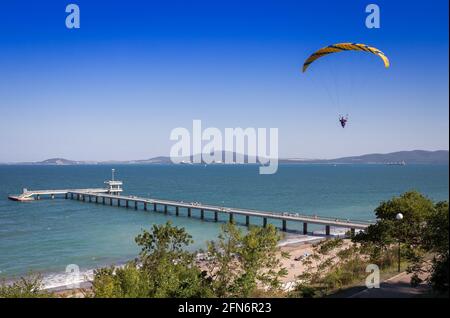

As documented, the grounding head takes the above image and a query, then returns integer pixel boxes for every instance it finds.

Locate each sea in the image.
[0,164,448,288]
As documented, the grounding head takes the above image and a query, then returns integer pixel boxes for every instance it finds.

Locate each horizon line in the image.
[0,149,448,164]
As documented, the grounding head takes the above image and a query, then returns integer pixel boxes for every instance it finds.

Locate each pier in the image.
[8,170,373,235]
[8,169,123,201]
[8,188,110,201]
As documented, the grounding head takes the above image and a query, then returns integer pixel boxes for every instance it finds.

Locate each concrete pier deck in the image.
[8,172,373,235]
[67,191,372,234]
[8,188,109,201]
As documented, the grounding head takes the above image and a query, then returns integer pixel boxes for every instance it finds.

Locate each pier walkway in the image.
[8,188,109,201]
[68,191,372,234]
[8,172,373,235]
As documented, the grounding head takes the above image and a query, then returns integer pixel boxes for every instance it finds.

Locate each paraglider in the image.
[302,43,389,128]
[302,42,390,73]
[339,114,348,128]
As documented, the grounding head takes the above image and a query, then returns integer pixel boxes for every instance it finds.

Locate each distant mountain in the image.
[36,158,91,165]
[280,150,449,165]
[4,150,448,165]
[11,158,97,165]
[133,156,174,164]
[131,151,264,164]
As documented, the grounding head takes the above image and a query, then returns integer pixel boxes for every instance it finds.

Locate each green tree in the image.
[353,191,449,294]
[354,191,435,266]
[92,222,213,298]
[422,201,449,294]
[0,275,52,298]
[206,222,288,297]
[294,239,368,297]
[423,201,449,254]
[91,262,150,297]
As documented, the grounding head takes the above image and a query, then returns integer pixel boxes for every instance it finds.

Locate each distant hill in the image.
[4,150,448,165]
[38,158,86,165]
[14,158,97,165]
[289,150,449,165]
[131,151,263,164]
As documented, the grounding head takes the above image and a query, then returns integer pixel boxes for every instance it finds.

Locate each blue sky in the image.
[0,0,448,161]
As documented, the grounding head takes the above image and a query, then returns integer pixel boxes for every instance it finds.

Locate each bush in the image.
[92,221,287,298]
[429,252,449,294]
[206,223,288,297]
[92,263,150,298]
[353,192,449,294]
[92,222,213,298]
[0,275,52,298]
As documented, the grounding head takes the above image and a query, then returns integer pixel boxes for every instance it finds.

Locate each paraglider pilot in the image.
[339,115,348,128]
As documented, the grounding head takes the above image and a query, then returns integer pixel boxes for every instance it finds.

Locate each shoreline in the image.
[1,230,348,295]
[41,232,340,294]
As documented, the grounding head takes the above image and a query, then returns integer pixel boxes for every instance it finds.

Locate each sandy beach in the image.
[279,241,316,283]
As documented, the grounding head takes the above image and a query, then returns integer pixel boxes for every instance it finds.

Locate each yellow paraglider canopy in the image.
[302,43,390,72]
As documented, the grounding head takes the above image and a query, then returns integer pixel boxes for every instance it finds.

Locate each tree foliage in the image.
[423,201,449,293]
[355,191,434,246]
[0,275,52,298]
[91,221,287,298]
[353,191,449,294]
[92,222,212,298]
[205,223,288,297]
[293,239,369,297]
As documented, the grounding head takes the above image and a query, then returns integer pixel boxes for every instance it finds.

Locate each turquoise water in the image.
[0,164,448,281]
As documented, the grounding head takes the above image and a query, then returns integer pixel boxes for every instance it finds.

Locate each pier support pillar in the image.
[118,199,121,207]
[200,209,204,220]
[164,205,168,214]
[65,193,68,199]
[110,198,113,206]
[88,195,91,203]
[144,202,147,211]
[82,195,85,202]
[102,197,105,205]
[303,223,308,235]
[70,193,73,200]
[229,213,234,223]
[263,218,267,228]
[36,195,40,200]
[135,201,138,210]
[77,194,80,201]
[188,208,191,217]
[350,228,355,237]
[95,196,98,204]
[282,220,287,232]
[153,203,157,212]
[214,211,218,222]
[176,206,179,216]
[246,215,250,227]
[325,225,331,236]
